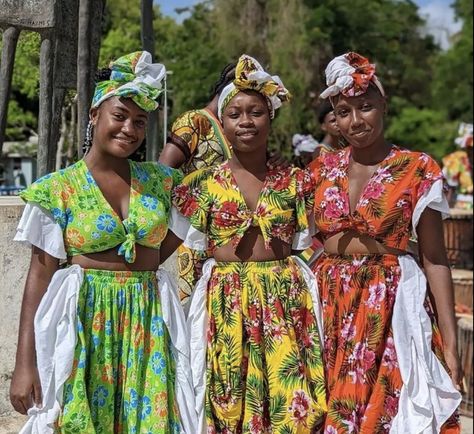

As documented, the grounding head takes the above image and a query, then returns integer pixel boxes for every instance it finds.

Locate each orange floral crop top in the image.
[172,162,314,252]
[19,160,183,262]
[307,145,447,251]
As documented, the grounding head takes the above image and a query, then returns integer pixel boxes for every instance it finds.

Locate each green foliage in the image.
[5,99,37,141]
[386,107,458,161]
[431,0,473,121]
[2,0,472,161]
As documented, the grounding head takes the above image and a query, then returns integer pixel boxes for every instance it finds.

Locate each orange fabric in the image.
[308,145,459,432]
[308,145,445,252]
[313,254,460,433]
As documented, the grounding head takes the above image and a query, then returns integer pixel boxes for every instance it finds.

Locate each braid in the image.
[210,62,237,99]
[95,67,112,84]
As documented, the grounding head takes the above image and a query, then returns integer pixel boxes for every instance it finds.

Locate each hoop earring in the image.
[83,121,94,155]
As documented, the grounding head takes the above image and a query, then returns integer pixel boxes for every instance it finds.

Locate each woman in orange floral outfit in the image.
[308,52,462,433]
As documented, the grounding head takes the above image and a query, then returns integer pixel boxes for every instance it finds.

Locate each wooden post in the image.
[77,0,92,159]
[37,31,55,176]
[0,26,20,155]
[141,0,161,162]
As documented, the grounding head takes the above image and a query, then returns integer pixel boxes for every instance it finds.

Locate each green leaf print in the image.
[269,392,287,425]
[277,350,304,389]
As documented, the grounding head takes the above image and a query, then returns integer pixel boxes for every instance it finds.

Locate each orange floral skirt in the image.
[312,253,460,433]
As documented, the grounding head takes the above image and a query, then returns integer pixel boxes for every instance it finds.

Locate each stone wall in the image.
[0,197,29,416]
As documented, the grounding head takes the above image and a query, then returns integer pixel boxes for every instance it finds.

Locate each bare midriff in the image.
[213,227,292,262]
[323,230,407,256]
[69,244,160,271]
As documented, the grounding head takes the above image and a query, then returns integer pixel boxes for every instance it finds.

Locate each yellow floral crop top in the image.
[172,161,314,252]
[19,160,183,262]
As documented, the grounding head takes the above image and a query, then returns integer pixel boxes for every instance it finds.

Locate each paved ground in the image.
[0,414,472,433]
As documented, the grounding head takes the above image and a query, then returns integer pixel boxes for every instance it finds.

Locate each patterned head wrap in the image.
[217,54,291,120]
[292,134,319,156]
[455,122,473,148]
[92,51,166,112]
[320,52,385,100]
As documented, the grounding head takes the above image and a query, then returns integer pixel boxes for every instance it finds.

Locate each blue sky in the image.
[154,0,462,49]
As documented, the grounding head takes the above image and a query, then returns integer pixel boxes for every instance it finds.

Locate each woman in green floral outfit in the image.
[10,52,195,433]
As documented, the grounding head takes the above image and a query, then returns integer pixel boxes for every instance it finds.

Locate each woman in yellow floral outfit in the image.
[162,54,326,433]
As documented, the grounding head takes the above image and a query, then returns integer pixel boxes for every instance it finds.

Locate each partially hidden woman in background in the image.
[162,54,327,433]
[308,52,462,433]
[10,51,195,433]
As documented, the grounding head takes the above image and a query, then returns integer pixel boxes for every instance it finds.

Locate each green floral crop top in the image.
[19,159,183,262]
[172,161,314,251]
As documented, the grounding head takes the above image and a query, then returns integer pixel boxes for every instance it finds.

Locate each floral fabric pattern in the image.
[308,146,460,433]
[168,108,232,302]
[56,270,181,433]
[308,145,445,251]
[173,162,314,252]
[205,259,326,433]
[20,160,182,263]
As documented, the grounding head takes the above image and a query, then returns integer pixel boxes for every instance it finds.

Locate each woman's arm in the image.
[158,143,187,169]
[10,247,59,414]
[417,207,462,389]
[159,230,184,265]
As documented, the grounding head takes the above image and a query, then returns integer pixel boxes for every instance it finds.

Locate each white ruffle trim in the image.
[14,203,67,259]
[19,266,197,434]
[20,265,83,434]
[412,179,450,238]
[187,256,324,434]
[390,255,461,433]
[169,206,208,251]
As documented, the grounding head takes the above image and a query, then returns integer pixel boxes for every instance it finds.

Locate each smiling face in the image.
[222,90,271,154]
[332,85,386,149]
[90,97,148,158]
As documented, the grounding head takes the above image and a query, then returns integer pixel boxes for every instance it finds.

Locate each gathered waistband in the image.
[80,268,157,283]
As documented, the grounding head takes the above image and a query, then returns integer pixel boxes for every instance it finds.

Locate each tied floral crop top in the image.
[171,161,314,252]
[18,160,183,262]
[308,145,448,251]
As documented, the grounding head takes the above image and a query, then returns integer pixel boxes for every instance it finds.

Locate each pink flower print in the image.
[289,390,312,425]
[325,202,345,219]
[324,186,341,201]
[366,282,387,309]
[207,425,217,434]
[325,426,338,434]
[373,166,392,183]
[396,198,412,220]
[248,414,264,434]
[362,182,385,201]
[341,314,356,341]
[418,178,434,198]
[352,341,376,370]
[343,403,369,433]
[385,395,399,418]
[322,152,341,171]
[382,337,399,372]
[348,366,366,384]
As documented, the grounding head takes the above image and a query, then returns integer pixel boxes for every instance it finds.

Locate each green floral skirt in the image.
[56,269,181,433]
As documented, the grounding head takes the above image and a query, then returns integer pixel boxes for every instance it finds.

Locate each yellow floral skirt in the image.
[204,258,326,433]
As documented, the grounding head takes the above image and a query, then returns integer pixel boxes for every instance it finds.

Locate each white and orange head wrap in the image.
[217,54,291,120]
[320,52,385,100]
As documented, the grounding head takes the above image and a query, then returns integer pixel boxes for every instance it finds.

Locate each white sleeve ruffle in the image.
[169,206,208,251]
[14,203,66,259]
[412,179,450,238]
[390,255,461,433]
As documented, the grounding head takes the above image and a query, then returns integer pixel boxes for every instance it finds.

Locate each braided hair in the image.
[210,62,237,99]
[83,68,147,162]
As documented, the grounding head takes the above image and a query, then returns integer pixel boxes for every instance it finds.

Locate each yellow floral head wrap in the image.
[217,54,291,120]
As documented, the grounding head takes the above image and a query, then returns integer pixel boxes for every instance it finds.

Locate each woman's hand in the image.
[444,346,464,391]
[10,364,42,414]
